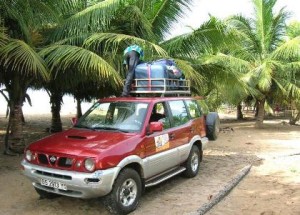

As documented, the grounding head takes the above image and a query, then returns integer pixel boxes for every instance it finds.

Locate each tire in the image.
[103,168,142,215]
[206,112,220,140]
[34,187,60,199]
[183,145,200,178]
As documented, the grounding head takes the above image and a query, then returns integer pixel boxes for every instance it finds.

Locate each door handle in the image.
[169,133,175,140]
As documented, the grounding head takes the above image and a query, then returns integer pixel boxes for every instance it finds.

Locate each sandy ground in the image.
[0,114,299,215]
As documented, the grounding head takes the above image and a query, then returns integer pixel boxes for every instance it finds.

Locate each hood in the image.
[29,128,138,157]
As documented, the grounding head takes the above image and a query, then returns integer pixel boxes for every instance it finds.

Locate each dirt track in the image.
[0,115,299,215]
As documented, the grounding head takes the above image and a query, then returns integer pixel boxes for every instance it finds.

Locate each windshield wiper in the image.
[92,126,129,133]
[74,124,94,130]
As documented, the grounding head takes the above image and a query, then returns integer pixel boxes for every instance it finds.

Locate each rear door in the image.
[167,100,192,163]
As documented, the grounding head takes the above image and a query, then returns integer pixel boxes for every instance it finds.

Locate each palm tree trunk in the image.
[289,111,300,125]
[50,91,63,132]
[237,103,243,120]
[8,103,24,153]
[255,99,265,128]
[76,98,82,118]
[4,73,26,154]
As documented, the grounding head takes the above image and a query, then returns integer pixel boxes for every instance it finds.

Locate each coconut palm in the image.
[286,21,300,124]
[160,16,258,116]
[0,0,127,151]
[197,0,300,128]
[0,1,51,153]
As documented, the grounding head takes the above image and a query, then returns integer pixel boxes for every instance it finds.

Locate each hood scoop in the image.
[67,135,87,140]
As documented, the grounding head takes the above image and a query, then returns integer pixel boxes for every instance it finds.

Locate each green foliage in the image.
[287,21,300,38]
[1,39,49,81]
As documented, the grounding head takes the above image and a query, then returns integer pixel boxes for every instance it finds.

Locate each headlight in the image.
[25,150,33,161]
[84,158,95,172]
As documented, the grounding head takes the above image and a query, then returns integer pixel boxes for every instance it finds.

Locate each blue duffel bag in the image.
[134,59,183,91]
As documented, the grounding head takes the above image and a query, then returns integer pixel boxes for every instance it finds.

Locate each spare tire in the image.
[206,112,220,140]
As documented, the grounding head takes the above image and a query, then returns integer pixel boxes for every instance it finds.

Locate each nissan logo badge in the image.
[49,156,57,163]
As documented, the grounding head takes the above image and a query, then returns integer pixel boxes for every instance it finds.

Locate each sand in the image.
[0,114,299,215]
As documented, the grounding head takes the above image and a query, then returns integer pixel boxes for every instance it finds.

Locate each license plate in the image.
[40,178,67,190]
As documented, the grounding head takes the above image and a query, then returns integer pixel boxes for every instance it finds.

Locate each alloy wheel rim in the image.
[191,152,199,172]
[119,178,137,207]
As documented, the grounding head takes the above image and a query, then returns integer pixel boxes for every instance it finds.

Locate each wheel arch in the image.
[116,155,145,179]
[192,140,203,161]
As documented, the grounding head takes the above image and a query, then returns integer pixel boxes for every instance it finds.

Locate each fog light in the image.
[75,161,81,168]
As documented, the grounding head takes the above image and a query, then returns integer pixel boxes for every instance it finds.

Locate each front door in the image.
[143,102,180,178]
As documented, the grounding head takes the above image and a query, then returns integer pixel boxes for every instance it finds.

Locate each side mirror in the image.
[148,121,163,134]
[71,117,78,126]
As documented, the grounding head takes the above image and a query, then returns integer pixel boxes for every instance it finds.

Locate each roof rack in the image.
[130,78,191,97]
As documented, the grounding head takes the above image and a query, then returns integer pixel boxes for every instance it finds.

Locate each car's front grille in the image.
[37,153,74,168]
[35,170,72,180]
[38,154,48,164]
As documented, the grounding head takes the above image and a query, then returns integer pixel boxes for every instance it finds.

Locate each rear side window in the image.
[168,100,189,126]
[185,100,201,118]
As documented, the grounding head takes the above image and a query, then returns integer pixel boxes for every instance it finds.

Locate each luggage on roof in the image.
[130,59,190,95]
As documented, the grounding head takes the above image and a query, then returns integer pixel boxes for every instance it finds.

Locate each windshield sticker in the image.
[154,134,170,152]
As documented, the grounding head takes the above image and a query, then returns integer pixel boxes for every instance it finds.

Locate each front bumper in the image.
[21,159,120,199]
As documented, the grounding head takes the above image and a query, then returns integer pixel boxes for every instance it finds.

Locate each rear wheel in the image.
[103,168,142,214]
[34,188,60,199]
[183,145,200,178]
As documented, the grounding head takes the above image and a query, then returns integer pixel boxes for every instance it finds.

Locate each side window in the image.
[168,100,189,126]
[150,102,171,129]
[186,100,201,119]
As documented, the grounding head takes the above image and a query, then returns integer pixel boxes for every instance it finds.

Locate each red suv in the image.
[21,96,219,214]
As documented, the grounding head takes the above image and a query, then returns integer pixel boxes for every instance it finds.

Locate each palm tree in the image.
[0,2,50,153]
[198,0,300,128]
[40,0,168,132]
[39,45,123,132]
[160,16,258,116]
[286,21,300,125]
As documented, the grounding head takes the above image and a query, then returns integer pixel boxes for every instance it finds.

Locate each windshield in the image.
[75,101,149,132]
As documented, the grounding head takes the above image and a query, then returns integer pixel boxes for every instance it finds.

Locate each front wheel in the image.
[183,145,200,178]
[103,168,142,214]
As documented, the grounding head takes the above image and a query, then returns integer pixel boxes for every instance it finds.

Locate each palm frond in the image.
[84,33,168,59]
[272,36,300,61]
[287,21,300,39]
[275,78,300,99]
[1,1,31,44]
[112,5,156,41]
[1,0,61,44]
[284,61,300,73]
[0,19,8,46]
[253,0,288,53]
[0,39,49,81]
[201,53,252,74]
[174,58,204,88]
[254,62,273,92]
[51,0,126,41]
[149,0,192,39]
[0,89,9,103]
[268,7,290,50]
[162,17,227,58]
[54,33,94,46]
[227,15,261,54]
[39,45,122,89]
